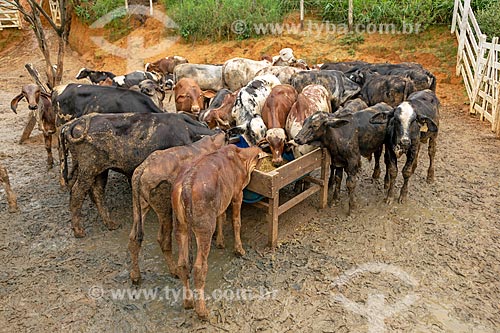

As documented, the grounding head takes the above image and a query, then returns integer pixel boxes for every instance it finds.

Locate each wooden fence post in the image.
[470,34,487,115]
[451,0,459,33]
[456,0,470,76]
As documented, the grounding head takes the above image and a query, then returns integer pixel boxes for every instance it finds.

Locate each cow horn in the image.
[287,139,299,147]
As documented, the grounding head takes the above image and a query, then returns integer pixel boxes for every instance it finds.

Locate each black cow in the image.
[370,89,439,204]
[198,88,232,124]
[75,68,116,85]
[320,61,369,73]
[290,70,360,111]
[347,62,436,91]
[52,84,163,127]
[360,73,416,107]
[294,102,392,214]
[333,98,368,117]
[113,70,162,88]
[60,112,216,238]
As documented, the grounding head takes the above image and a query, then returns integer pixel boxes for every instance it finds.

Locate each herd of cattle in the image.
[2,48,440,319]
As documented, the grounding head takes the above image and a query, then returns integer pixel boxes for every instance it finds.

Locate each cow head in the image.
[295,111,349,146]
[247,115,267,145]
[265,128,287,166]
[75,68,90,80]
[11,84,56,135]
[370,102,437,158]
[236,146,265,184]
[175,79,216,115]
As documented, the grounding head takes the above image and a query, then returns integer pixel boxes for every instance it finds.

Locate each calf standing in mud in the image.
[128,133,227,284]
[171,145,263,320]
[370,89,439,204]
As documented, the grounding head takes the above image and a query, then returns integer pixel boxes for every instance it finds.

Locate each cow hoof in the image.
[196,308,209,321]
[73,228,86,238]
[426,176,434,184]
[398,196,406,204]
[130,272,141,285]
[216,242,225,249]
[106,221,121,231]
[183,298,194,309]
[8,203,18,213]
[384,197,393,205]
[234,247,246,257]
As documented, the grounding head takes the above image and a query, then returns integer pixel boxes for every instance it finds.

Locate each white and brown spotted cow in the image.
[231,74,281,145]
[286,84,331,158]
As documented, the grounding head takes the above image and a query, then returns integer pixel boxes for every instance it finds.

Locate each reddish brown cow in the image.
[0,162,18,213]
[261,84,298,166]
[128,133,227,284]
[11,84,56,168]
[172,145,263,320]
[145,56,188,75]
[200,89,240,129]
[174,78,216,115]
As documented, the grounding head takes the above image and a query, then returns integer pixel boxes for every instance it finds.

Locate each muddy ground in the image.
[0,22,499,332]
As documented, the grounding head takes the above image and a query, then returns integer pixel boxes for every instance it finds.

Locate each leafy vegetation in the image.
[71,0,499,42]
[162,0,285,41]
[476,1,500,39]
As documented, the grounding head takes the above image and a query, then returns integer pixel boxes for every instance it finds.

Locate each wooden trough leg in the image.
[320,149,330,209]
[268,190,279,249]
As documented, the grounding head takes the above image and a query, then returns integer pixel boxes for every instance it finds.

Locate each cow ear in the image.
[325,118,350,128]
[417,115,438,133]
[10,93,25,114]
[202,90,217,99]
[370,110,394,124]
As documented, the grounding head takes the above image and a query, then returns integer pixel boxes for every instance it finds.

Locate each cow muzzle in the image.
[29,104,38,110]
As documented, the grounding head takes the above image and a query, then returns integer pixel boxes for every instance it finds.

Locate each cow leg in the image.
[411,144,421,174]
[399,148,417,204]
[19,114,36,144]
[176,224,193,310]
[346,169,358,215]
[129,194,150,284]
[372,147,382,179]
[332,167,343,204]
[426,137,437,183]
[69,175,93,237]
[231,195,245,256]
[384,152,398,205]
[215,212,225,249]
[154,197,178,277]
[44,134,53,169]
[383,149,391,189]
[193,230,213,320]
[0,165,18,213]
[90,171,120,230]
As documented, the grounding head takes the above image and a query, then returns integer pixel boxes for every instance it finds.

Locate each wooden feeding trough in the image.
[245,148,330,249]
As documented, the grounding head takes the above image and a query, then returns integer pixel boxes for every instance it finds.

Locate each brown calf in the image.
[201,89,240,129]
[145,56,188,75]
[262,84,298,166]
[128,133,227,284]
[0,162,18,213]
[171,145,263,320]
[11,84,56,168]
[174,78,216,115]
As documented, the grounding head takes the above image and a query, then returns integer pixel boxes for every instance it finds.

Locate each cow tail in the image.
[59,125,70,187]
[171,178,194,273]
[65,116,91,144]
